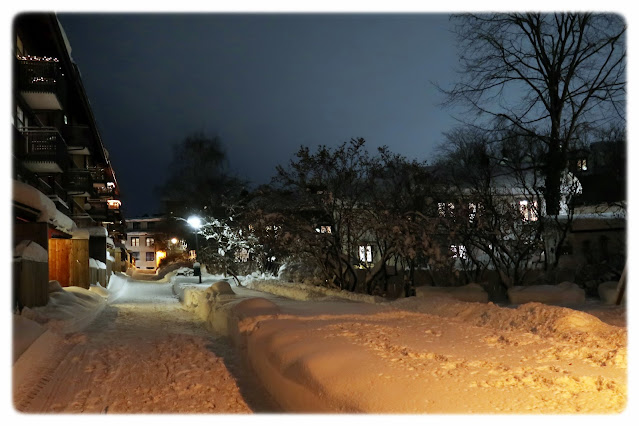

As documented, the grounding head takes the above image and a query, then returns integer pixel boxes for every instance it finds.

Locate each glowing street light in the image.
[187,215,202,283]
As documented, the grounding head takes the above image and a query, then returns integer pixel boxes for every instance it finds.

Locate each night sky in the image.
[56,13,461,218]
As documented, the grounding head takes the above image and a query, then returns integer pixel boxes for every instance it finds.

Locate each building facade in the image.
[12,13,126,307]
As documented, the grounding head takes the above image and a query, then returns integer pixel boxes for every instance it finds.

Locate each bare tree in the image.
[442,13,625,218]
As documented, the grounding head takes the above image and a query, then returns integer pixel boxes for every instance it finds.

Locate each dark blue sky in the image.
[57,13,461,217]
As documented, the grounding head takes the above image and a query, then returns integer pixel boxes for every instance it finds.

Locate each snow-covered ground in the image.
[12,272,273,413]
[171,271,628,414]
[13,268,629,415]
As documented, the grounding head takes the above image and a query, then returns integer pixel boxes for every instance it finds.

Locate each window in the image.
[438,202,455,218]
[147,221,156,230]
[236,248,249,262]
[131,237,139,247]
[146,252,155,262]
[577,158,588,171]
[358,245,373,263]
[320,225,332,234]
[468,203,477,223]
[132,222,140,230]
[131,251,140,261]
[450,245,467,259]
[16,105,27,129]
[145,237,154,247]
[519,200,539,222]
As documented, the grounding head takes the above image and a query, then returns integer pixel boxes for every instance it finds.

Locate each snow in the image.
[415,283,489,302]
[179,276,627,413]
[20,285,107,334]
[13,240,48,262]
[599,281,624,304]
[13,315,45,363]
[12,268,628,414]
[13,179,76,233]
[507,281,585,305]
[84,226,108,237]
[13,276,256,414]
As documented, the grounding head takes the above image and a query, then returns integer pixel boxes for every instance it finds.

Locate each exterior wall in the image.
[124,217,167,271]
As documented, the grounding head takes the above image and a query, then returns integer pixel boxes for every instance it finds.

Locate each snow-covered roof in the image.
[14,240,48,262]
[13,180,77,234]
[83,226,108,237]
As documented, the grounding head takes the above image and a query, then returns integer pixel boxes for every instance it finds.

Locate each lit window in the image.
[519,200,539,222]
[359,245,373,263]
[236,248,249,262]
[450,245,467,259]
[468,203,477,223]
[320,225,332,234]
[146,252,155,261]
[577,158,588,171]
[145,237,154,247]
[131,237,139,247]
[438,202,455,217]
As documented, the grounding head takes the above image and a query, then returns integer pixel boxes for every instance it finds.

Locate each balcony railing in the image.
[64,169,95,195]
[61,125,93,150]
[16,57,66,110]
[15,127,70,172]
[89,167,107,184]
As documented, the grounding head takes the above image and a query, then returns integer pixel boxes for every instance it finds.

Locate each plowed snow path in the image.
[14,282,274,413]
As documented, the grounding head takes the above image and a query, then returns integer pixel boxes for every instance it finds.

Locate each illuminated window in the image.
[438,202,455,217]
[450,245,467,259]
[468,203,477,223]
[107,199,121,210]
[146,252,155,261]
[320,225,332,234]
[438,203,446,217]
[131,237,139,247]
[359,245,373,263]
[519,200,539,222]
[236,248,249,262]
[145,237,154,247]
[577,158,587,171]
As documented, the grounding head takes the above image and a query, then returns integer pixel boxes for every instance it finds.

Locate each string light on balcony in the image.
[17,54,59,62]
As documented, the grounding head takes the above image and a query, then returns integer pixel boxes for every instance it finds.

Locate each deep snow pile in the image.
[245,276,385,304]
[180,277,627,413]
[19,283,108,335]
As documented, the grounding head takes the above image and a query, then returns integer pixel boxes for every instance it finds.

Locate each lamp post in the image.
[187,215,202,283]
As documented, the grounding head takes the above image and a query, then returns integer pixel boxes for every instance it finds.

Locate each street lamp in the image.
[187,215,202,283]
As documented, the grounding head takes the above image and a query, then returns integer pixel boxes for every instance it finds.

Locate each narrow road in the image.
[14,281,277,413]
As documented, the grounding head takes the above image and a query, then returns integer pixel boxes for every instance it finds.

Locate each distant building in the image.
[125,216,187,271]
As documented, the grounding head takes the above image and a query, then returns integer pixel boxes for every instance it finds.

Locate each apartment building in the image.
[125,216,188,271]
[12,13,126,307]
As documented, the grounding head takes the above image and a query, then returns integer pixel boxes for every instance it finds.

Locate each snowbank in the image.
[598,281,624,304]
[13,240,48,262]
[182,278,626,413]
[508,281,585,305]
[246,279,385,304]
[105,273,132,303]
[20,286,107,334]
[415,283,489,302]
[13,315,46,362]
